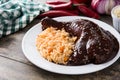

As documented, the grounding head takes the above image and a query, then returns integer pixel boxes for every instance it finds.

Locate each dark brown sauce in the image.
[41,17,119,65]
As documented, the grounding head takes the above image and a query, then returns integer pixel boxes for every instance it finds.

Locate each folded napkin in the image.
[0,0,50,38]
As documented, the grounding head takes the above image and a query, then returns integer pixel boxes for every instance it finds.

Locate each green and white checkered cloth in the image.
[0,0,50,38]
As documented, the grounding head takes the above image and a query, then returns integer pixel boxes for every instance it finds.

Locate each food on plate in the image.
[36,17,119,65]
[36,27,77,64]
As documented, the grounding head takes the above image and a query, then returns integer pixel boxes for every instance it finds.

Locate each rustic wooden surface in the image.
[0,0,120,79]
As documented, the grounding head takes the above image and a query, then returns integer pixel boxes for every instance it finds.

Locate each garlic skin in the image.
[91,0,120,15]
[105,0,115,15]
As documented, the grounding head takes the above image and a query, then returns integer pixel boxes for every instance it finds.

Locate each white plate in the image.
[22,16,120,75]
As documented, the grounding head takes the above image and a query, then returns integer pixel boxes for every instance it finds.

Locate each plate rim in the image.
[22,16,120,75]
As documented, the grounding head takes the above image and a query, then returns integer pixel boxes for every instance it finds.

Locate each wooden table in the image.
[0,0,120,79]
